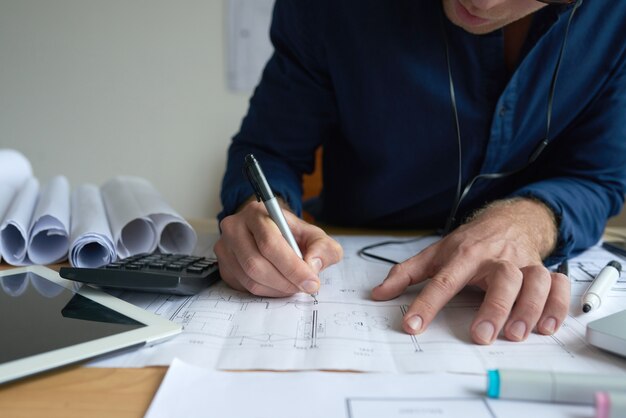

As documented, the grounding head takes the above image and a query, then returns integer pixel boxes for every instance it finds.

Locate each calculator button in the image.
[148,262,166,269]
[126,264,142,270]
[106,263,122,269]
[166,263,184,271]
[186,266,204,274]
[190,263,207,271]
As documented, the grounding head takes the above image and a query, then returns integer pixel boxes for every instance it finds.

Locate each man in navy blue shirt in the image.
[216,0,626,345]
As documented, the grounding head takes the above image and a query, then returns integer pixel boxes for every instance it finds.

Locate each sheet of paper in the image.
[27,175,70,264]
[91,235,626,375]
[100,176,196,258]
[145,358,593,418]
[69,184,116,268]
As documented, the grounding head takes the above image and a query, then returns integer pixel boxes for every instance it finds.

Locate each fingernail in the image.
[475,321,495,343]
[542,317,557,334]
[509,320,527,340]
[309,257,323,274]
[301,280,319,294]
[406,315,423,333]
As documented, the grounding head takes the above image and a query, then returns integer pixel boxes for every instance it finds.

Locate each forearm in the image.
[465,197,558,260]
[510,174,625,263]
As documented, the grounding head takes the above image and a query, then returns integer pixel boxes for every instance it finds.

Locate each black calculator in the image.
[59,253,220,295]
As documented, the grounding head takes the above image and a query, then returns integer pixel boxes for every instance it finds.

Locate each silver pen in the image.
[243,154,317,302]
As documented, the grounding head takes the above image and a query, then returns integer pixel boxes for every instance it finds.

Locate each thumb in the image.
[371,250,434,301]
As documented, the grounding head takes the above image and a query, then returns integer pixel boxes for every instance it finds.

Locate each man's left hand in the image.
[371,198,570,345]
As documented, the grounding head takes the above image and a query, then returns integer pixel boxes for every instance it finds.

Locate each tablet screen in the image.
[0,271,146,363]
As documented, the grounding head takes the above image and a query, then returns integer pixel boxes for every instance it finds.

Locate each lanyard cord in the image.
[441,1,582,235]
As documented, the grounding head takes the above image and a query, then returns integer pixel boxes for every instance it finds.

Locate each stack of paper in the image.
[0,149,197,267]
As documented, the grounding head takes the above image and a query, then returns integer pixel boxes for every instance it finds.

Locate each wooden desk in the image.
[0,366,166,418]
[1,222,625,418]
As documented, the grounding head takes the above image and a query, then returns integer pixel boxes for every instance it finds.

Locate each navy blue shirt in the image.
[220,0,626,263]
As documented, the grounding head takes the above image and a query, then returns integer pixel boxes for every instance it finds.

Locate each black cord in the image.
[440,10,463,236]
[357,236,430,265]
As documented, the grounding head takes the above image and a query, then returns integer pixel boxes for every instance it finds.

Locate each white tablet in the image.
[0,265,181,384]
[586,309,626,358]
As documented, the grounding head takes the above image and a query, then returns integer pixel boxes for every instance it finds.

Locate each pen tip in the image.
[582,304,591,313]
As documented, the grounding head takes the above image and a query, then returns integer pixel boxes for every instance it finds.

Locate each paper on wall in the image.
[28,175,71,264]
[69,184,116,267]
[101,176,196,258]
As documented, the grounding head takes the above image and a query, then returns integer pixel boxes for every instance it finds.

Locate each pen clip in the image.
[243,154,274,202]
[243,160,262,203]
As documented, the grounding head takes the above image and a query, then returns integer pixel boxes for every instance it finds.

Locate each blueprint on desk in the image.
[91,236,626,374]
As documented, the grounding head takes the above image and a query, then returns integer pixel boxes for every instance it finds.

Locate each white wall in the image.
[0,0,252,219]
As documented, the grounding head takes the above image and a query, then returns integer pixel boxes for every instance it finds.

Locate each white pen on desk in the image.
[581,260,622,313]
[243,154,318,303]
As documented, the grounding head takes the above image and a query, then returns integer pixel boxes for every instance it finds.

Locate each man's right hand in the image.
[214,200,343,297]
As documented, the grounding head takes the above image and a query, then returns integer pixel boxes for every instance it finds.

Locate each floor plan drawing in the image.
[92,235,626,375]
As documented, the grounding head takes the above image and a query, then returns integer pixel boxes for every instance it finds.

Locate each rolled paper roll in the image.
[101,176,196,258]
[28,176,71,265]
[0,178,39,265]
[69,184,116,268]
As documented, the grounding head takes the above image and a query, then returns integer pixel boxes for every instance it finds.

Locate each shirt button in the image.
[499,106,507,116]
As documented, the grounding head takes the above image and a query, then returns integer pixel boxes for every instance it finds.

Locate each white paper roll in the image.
[101,176,196,258]
[0,149,33,263]
[69,184,116,267]
[0,178,39,265]
[28,176,71,265]
[0,149,33,192]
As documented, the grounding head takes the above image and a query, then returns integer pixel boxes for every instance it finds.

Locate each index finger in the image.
[248,214,320,294]
[402,259,480,335]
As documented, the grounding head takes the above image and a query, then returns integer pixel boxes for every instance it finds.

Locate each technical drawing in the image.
[102,236,626,374]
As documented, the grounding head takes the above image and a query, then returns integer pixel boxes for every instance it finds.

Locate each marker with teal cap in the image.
[486,369,626,405]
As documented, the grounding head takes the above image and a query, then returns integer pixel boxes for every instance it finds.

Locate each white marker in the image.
[582,260,622,313]
[487,369,626,405]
